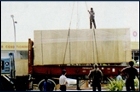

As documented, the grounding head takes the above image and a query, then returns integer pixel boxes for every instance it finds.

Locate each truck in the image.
[1,28,139,91]
[27,28,139,90]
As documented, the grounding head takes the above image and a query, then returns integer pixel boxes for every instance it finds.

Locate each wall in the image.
[1,50,28,59]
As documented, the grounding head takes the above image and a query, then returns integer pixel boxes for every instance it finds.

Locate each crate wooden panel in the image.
[34,28,131,65]
[34,31,42,65]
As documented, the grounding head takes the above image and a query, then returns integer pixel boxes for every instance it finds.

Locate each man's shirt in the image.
[59,75,67,85]
[116,75,123,81]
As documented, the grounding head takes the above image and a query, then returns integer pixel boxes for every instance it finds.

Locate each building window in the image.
[20,51,28,59]
[132,50,139,62]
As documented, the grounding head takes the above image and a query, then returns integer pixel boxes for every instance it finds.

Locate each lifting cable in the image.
[76,2,79,29]
[85,2,95,64]
[63,2,99,65]
[63,2,75,65]
[125,30,127,63]
[85,2,88,11]
[85,2,98,64]
[92,28,99,64]
[41,31,44,64]
[91,30,95,64]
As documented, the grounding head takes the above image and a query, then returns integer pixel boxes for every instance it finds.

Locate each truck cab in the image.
[1,53,16,91]
[1,57,11,74]
[1,53,15,78]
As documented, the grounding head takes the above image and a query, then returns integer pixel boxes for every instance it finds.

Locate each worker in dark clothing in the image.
[88,7,96,29]
[88,64,103,91]
[43,76,55,91]
[121,61,139,91]
[43,78,47,91]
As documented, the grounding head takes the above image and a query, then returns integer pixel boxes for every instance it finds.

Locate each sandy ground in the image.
[32,80,139,91]
[32,82,126,91]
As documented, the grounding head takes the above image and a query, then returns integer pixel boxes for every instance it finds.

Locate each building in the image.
[1,42,28,59]
[131,42,139,62]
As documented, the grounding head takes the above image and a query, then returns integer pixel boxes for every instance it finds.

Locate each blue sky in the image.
[1,1,139,42]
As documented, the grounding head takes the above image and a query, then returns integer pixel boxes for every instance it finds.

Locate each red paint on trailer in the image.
[31,65,139,77]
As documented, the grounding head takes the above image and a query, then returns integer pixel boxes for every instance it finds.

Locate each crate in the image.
[34,28,131,65]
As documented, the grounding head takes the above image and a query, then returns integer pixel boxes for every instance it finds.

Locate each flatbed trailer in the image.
[28,30,139,90]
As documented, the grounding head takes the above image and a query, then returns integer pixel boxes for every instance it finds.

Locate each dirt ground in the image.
[33,80,108,91]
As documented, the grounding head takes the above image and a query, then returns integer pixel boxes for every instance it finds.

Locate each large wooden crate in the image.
[34,28,131,65]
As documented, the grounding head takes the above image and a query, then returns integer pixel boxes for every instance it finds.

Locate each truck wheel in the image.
[47,79,56,91]
[38,79,45,91]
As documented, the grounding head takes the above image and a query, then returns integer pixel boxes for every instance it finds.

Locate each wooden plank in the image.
[34,31,43,65]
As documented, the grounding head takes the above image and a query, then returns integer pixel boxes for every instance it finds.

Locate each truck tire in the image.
[38,79,45,91]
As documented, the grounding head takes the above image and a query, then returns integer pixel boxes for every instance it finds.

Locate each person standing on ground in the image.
[88,7,96,29]
[59,69,68,91]
[116,71,123,81]
[88,64,103,91]
[43,76,55,91]
[121,61,139,91]
[43,77,48,91]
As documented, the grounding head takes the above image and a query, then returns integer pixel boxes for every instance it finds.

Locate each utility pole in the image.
[11,15,17,79]
[11,15,17,59]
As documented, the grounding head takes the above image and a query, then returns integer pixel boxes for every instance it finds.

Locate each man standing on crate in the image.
[88,7,96,29]
[88,64,103,91]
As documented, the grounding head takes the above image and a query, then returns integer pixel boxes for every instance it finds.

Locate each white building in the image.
[1,42,28,59]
